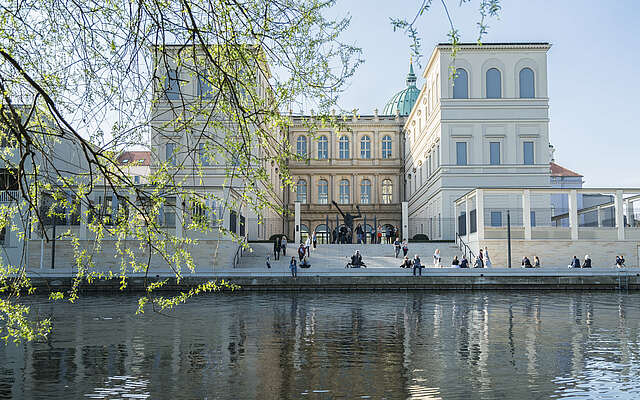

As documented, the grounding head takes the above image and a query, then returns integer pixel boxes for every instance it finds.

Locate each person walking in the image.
[312,231,317,249]
[433,248,441,267]
[402,240,409,257]
[281,236,287,256]
[478,249,485,268]
[273,238,280,260]
[393,237,401,258]
[289,257,297,277]
[583,254,591,268]
[484,247,492,268]
[412,254,422,276]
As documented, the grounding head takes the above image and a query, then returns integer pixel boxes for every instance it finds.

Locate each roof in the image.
[382,61,419,116]
[118,151,151,166]
[437,42,550,47]
[550,162,583,177]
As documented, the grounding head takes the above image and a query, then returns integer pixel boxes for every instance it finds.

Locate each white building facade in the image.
[404,43,552,239]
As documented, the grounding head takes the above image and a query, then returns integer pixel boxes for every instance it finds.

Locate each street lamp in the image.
[507,209,512,268]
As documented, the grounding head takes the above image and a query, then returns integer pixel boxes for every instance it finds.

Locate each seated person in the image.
[616,255,625,268]
[522,256,533,268]
[533,256,541,268]
[300,256,311,268]
[583,255,592,268]
[460,256,469,268]
[451,256,460,268]
[570,256,580,268]
[401,256,412,268]
[351,250,363,267]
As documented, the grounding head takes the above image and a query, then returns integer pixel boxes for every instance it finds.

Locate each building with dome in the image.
[382,62,420,116]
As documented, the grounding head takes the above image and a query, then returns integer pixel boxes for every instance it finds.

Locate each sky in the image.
[324,0,640,188]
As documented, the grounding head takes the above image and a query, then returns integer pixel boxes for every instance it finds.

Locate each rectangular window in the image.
[523,141,534,165]
[165,143,176,166]
[199,143,210,166]
[166,69,181,101]
[490,211,502,227]
[318,182,328,204]
[360,139,371,159]
[490,142,501,165]
[198,74,214,99]
[456,142,467,166]
[530,211,536,227]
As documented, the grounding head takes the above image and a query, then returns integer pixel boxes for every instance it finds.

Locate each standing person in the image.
[478,249,484,268]
[393,237,401,258]
[402,240,409,257]
[412,254,422,276]
[484,247,492,268]
[289,257,297,277]
[583,255,591,268]
[433,249,441,267]
[377,225,382,244]
[281,236,287,256]
[304,236,311,257]
[273,238,280,260]
[386,226,392,244]
[312,231,317,249]
[298,243,305,261]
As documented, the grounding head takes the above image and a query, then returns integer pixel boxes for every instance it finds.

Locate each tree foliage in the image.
[0,0,362,342]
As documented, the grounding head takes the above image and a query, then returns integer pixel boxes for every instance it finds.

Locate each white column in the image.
[402,201,409,240]
[522,189,531,240]
[79,198,88,240]
[465,196,470,239]
[597,206,603,227]
[568,190,578,241]
[294,201,301,245]
[476,189,485,240]
[615,190,624,240]
[454,201,458,237]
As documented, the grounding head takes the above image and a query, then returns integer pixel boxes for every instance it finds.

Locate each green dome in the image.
[382,62,419,116]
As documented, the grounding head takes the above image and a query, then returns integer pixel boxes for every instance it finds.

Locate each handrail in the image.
[232,240,245,269]
[456,233,476,261]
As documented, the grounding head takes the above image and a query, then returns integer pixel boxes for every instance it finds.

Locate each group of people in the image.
[332,225,400,245]
[521,255,542,268]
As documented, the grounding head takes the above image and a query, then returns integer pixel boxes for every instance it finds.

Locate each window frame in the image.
[486,68,502,99]
[489,142,501,165]
[490,211,502,227]
[296,179,307,203]
[453,68,469,99]
[382,135,392,159]
[296,136,307,158]
[519,67,535,98]
[382,179,393,204]
[318,179,328,204]
[360,179,371,204]
[455,142,468,166]
[339,136,350,159]
[317,136,328,160]
[523,141,534,165]
[360,135,371,159]
[339,179,350,204]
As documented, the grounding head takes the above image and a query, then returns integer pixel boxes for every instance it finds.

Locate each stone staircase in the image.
[236,242,461,271]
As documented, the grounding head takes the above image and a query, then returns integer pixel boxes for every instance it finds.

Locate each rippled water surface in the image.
[2,292,640,399]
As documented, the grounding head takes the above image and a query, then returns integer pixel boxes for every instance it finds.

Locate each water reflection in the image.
[0,292,639,399]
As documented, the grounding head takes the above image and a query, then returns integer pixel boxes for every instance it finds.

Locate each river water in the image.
[1,292,640,399]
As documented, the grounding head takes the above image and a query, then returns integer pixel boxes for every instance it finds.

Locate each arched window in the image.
[382,179,393,204]
[165,68,181,101]
[519,67,535,98]
[339,136,350,159]
[360,135,371,159]
[318,179,328,204]
[382,135,392,159]
[486,68,502,99]
[314,224,330,244]
[296,179,307,203]
[453,68,468,99]
[296,136,307,157]
[339,179,350,204]
[360,179,371,204]
[317,136,328,160]
[300,224,310,243]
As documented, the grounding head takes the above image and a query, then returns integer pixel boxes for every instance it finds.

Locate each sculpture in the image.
[332,201,361,233]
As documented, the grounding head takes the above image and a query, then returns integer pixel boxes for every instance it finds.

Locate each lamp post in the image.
[507,209,512,269]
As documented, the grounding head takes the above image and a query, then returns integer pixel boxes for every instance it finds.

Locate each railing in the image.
[0,190,19,203]
[456,233,475,261]
[232,239,245,269]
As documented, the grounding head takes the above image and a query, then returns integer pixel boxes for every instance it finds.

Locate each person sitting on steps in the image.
[460,255,469,269]
[401,256,412,269]
[583,254,592,268]
[350,250,364,268]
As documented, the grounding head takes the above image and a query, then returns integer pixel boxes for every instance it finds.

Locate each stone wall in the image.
[471,239,640,268]
[27,238,240,273]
